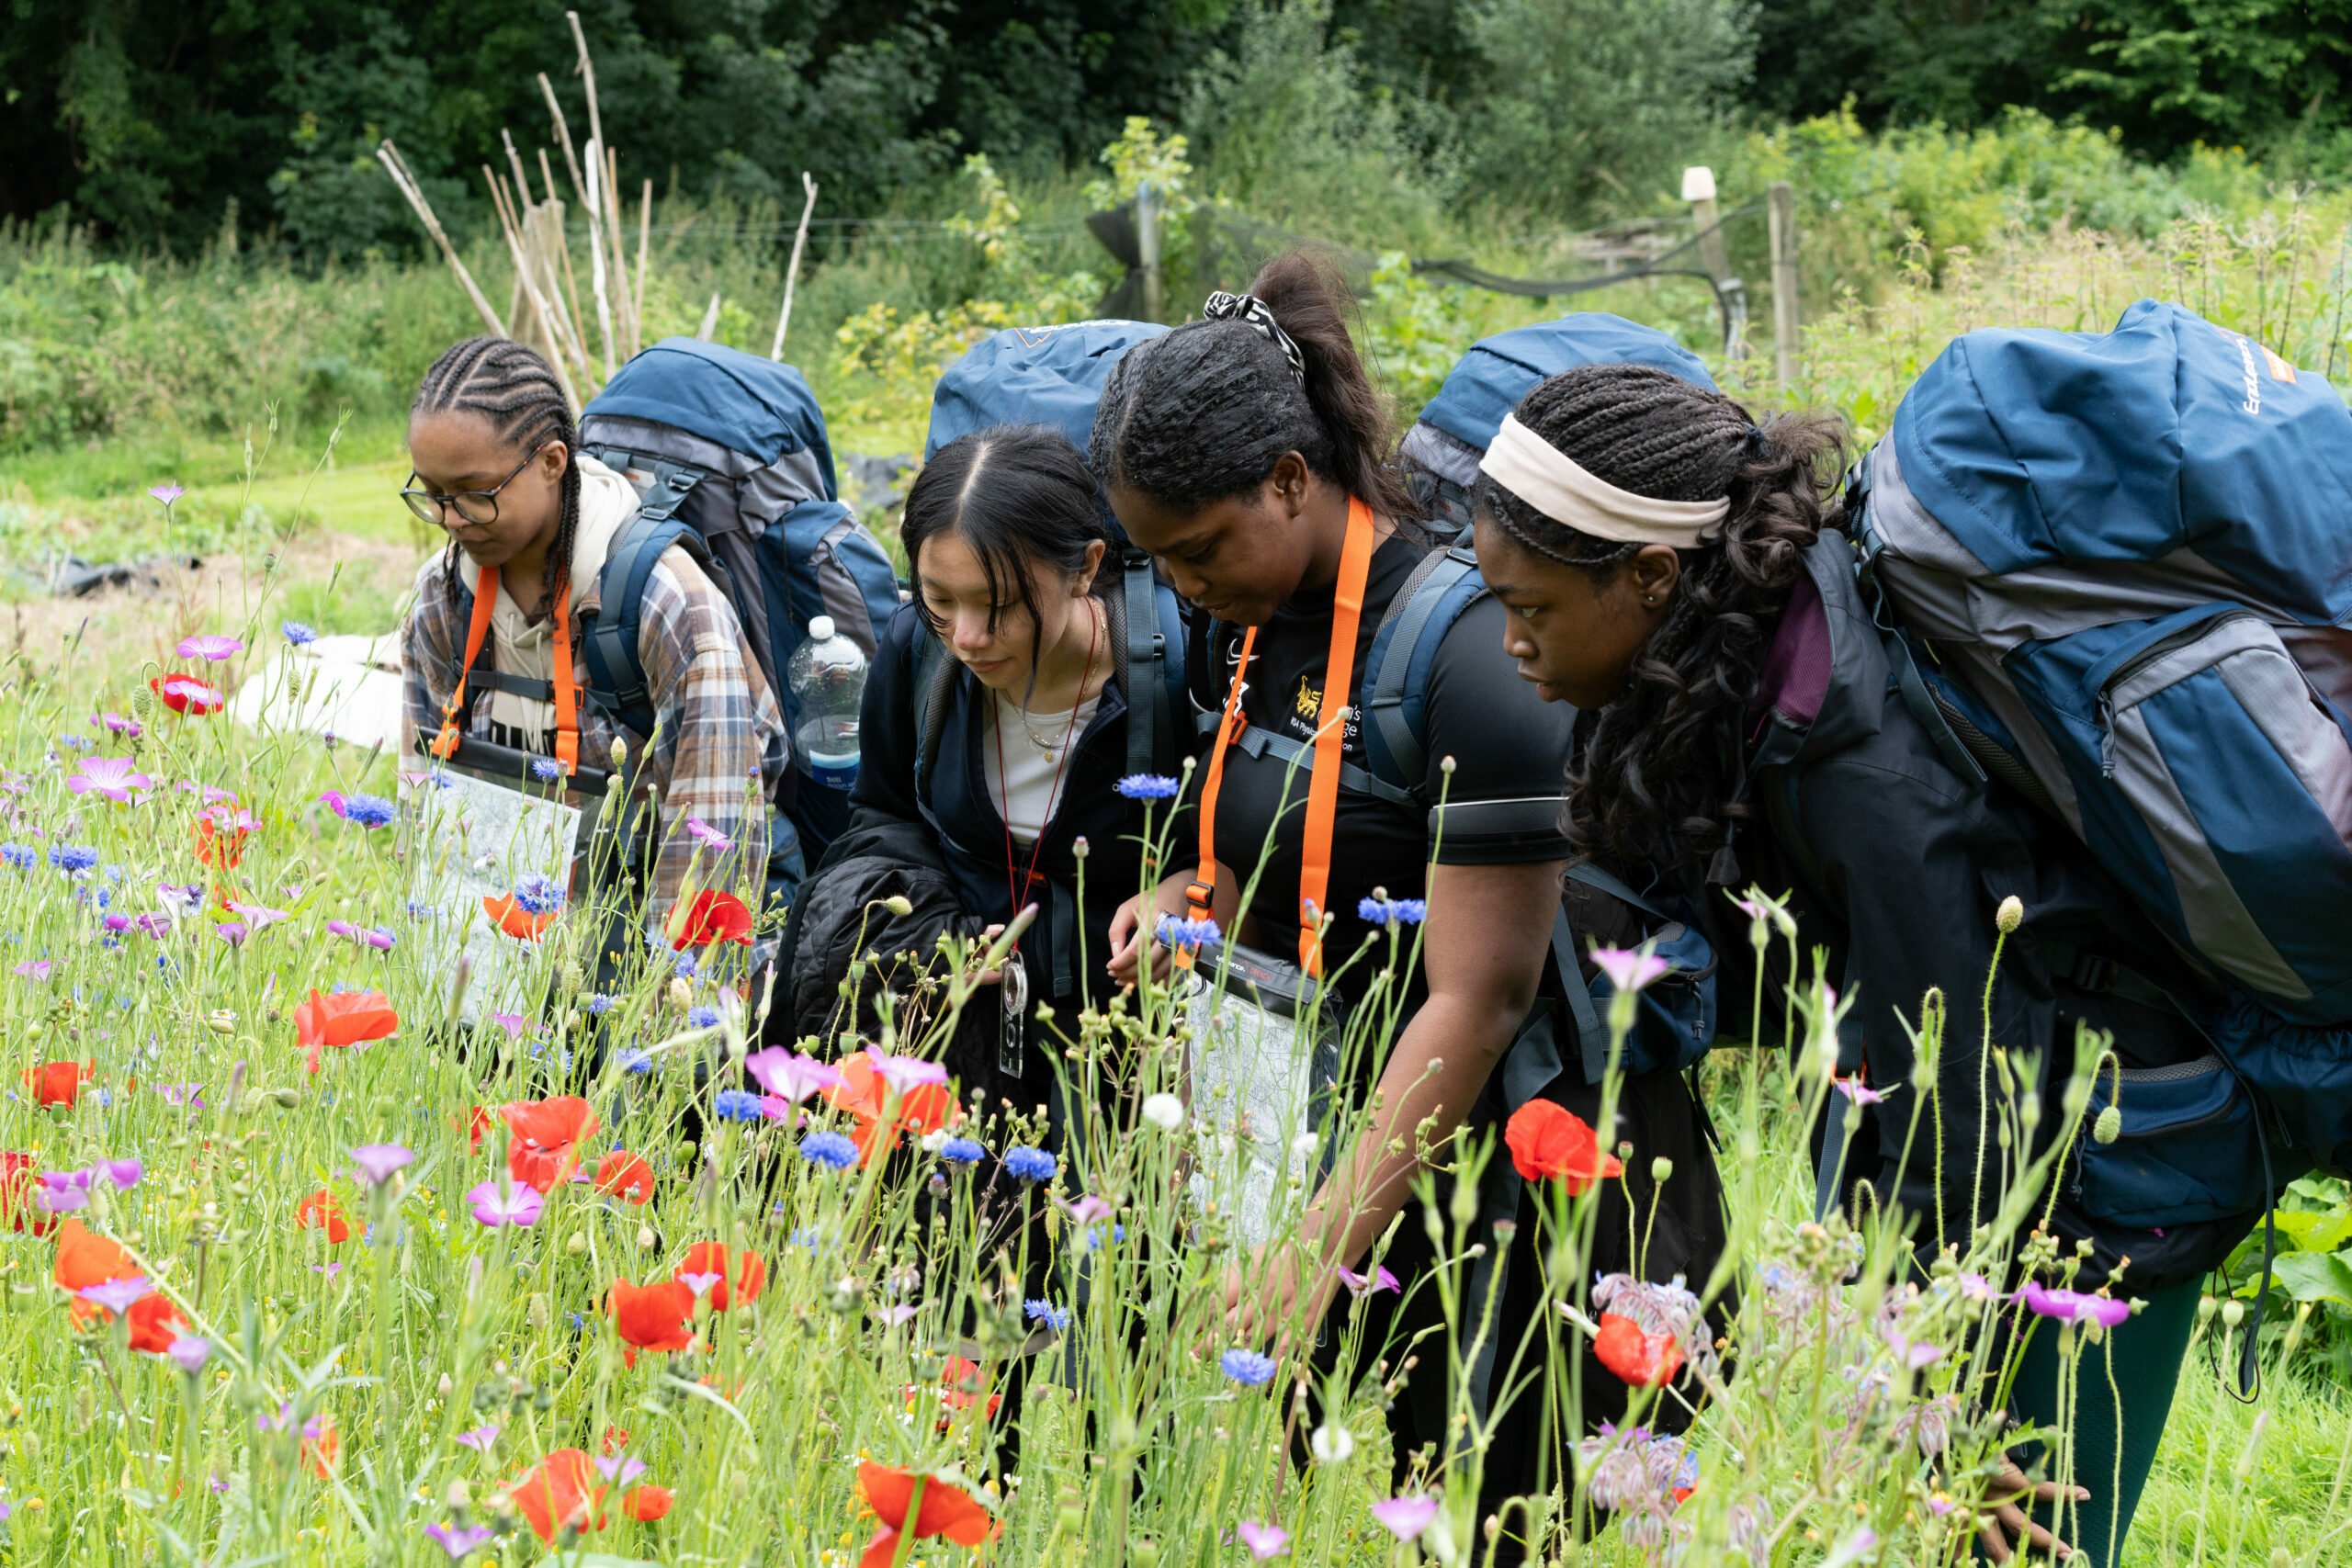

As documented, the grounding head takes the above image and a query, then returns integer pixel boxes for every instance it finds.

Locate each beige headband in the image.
[1479,413,1729,547]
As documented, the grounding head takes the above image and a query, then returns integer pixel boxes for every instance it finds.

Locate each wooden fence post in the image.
[1137,180,1164,324]
[1683,164,1746,357]
[1769,180,1801,389]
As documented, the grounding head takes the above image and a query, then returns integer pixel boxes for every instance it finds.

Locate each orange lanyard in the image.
[431,563,581,776]
[1184,496,1377,977]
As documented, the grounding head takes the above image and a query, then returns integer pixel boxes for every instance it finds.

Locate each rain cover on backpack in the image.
[1849,299,2352,1025]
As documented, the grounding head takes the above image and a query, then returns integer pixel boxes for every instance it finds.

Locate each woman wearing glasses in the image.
[397,336,787,923]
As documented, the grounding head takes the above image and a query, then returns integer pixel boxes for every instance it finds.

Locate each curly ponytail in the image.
[1091,249,1415,519]
[1477,363,1842,873]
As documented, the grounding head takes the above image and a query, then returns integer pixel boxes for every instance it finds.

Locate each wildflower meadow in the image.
[0,522,2346,1568]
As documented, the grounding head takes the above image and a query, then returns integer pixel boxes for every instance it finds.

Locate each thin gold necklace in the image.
[1004,602,1102,757]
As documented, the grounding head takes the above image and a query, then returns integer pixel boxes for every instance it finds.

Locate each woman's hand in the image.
[1104,893,1169,987]
[1220,1244,1341,1359]
[1977,1455,2086,1563]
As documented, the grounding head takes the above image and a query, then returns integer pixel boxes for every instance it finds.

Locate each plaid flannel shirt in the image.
[401,548,787,918]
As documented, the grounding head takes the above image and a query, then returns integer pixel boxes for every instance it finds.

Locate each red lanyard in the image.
[1184,496,1377,977]
[431,562,580,775]
[991,605,1101,948]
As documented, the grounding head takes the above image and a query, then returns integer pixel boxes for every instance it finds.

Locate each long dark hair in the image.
[1089,250,1415,519]
[901,425,1108,695]
[1477,363,1842,874]
[411,336,580,614]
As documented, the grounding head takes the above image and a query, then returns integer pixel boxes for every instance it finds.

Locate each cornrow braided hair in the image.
[1476,363,1843,874]
[1090,249,1416,521]
[411,335,580,615]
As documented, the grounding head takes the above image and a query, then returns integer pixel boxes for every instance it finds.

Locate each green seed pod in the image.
[2092,1106,2123,1145]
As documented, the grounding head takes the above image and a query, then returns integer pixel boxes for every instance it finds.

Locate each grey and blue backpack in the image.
[571,337,901,883]
[1844,299,2352,1176]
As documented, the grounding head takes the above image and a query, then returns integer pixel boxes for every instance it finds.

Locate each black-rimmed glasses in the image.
[401,443,548,527]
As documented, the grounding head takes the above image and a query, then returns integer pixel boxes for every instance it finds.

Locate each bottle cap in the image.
[808,615,835,642]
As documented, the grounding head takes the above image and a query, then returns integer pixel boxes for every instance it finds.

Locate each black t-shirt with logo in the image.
[1195,532,1576,1002]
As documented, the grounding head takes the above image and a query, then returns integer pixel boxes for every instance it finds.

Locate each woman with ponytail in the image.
[1093,255,1721,1560]
[399,336,786,924]
[1473,363,2265,1566]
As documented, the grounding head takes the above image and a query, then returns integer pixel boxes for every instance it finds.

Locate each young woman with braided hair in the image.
[399,336,787,927]
[1474,363,2264,1567]
[1092,255,1724,1562]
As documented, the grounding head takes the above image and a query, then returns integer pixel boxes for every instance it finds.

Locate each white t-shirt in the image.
[984,689,1101,843]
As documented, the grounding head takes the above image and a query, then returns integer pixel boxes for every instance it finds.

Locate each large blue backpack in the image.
[1844,300,2352,1170]
[574,338,900,876]
[1394,312,1724,1085]
[922,321,1189,782]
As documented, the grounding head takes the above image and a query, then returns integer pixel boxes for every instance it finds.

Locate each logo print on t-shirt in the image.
[1293,674,1322,721]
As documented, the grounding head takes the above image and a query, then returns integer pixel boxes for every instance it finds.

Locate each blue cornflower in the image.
[939,1136,986,1167]
[529,757,562,782]
[1001,1145,1057,1183]
[281,621,318,646]
[0,843,35,870]
[1220,1348,1278,1388]
[405,898,437,920]
[713,1089,763,1122]
[49,845,100,874]
[1081,1223,1127,1252]
[1024,1299,1071,1331]
[1155,914,1221,949]
[688,1006,721,1029]
[337,793,397,829]
[616,1048,653,1075]
[58,734,91,750]
[799,1131,859,1169]
[510,874,565,916]
[1114,773,1182,800]
[1357,896,1428,927]
[585,993,615,1016]
[673,952,699,979]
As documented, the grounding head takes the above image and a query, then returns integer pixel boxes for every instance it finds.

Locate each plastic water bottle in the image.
[786,615,865,791]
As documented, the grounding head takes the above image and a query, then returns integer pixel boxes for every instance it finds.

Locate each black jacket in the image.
[1738,535,2272,1291]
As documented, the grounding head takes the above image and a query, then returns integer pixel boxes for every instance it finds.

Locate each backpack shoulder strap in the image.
[910,630,957,796]
[1363,545,1484,798]
[582,470,728,739]
[1113,551,1174,776]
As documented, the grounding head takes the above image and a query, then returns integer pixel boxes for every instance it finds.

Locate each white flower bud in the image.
[1996,896,2025,934]
[1140,1092,1184,1132]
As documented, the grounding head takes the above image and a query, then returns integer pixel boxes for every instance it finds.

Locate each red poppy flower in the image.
[127,1290,188,1354]
[192,809,252,870]
[608,1278,697,1368]
[1594,1311,1684,1388]
[2,1151,54,1235]
[673,1240,766,1312]
[666,889,753,950]
[53,1217,138,1325]
[294,989,398,1074]
[510,1449,608,1543]
[905,1355,1002,1430]
[303,1416,340,1479]
[823,1053,961,1167]
[1504,1100,1623,1192]
[502,1096,600,1191]
[295,1190,352,1244]
[482,894,559,942]
[26,1060,92,1108]
[601,1425,632,1455]
[464,1105,493,1154]
[150,672,225,716]
[594,1150,656,1205]
[622,1484,673,1522]
[855,1462,1000,1568]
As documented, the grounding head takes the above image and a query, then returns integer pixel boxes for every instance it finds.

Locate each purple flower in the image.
[594,1454,648,1484]
[2016,1280,2131,1327]
[1057,1192,1115,1224]
[679,1270,724,1300]
[1833,1076,1888,1106]
[453,1423,501,1452]
[175,634,244,662]
[466,1179,544,1228]
[80,1276,153,1315]
[684,815,734,852]
[155,1082,205,1108]
[226,901,289,934]
[213,921,251,948]
[96,711,142,737]
[1885,1333,1944,1370]
[1236,1520,1291,1560]
[148,483,185,507]
[167,1335,211,1373]
[423,1522,497,1559]
[351,1144,414,1189]
[65,756,154,805]
[100,1157,142,1190]
[13,960,51,980]
[864,1047,949,1097]
[1336,1264,1400,1298]
[326,919,397,952]
[744,1048,841,1104]
[37,1171,92,1213]
[157,881,204,912]
[1370,1495,1441,1541]
[1591,947,1671,993]
[488,1010,535,1040]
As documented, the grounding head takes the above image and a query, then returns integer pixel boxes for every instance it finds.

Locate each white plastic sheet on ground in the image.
[227,633,405,750]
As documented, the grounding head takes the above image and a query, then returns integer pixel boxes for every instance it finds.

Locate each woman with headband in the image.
[1092,254,1724,1561]
[1471,363,2257,1566]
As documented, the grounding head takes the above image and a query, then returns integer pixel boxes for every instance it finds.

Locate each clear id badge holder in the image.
[405,736,629,1029]
[1182,943,1345,1249]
